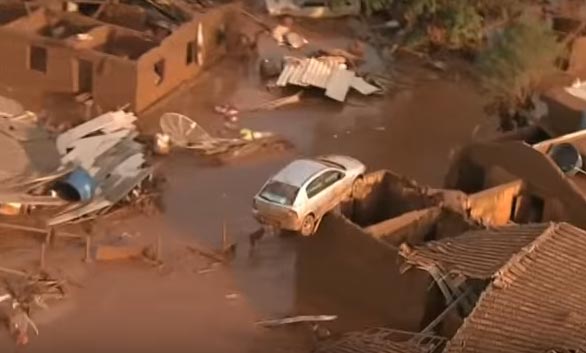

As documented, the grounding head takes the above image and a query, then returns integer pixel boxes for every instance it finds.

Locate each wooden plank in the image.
[0,221,82,239]
[325,68,354,102]
[0,194,66,206]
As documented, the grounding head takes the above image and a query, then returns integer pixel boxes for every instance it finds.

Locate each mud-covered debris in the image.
[0,272,68,345]
[159,113,292,161]
[94,244,146,261]
[265,0,360,18]
[243,91,303,112]
[257,315,338,327]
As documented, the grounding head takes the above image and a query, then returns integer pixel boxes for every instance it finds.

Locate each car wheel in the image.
[351,176,365,198]
[300,214,316,237]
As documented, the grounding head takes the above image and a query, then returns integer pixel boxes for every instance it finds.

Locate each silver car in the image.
[252,155,366,236]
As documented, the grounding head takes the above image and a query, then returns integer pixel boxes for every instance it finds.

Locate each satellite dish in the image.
[548,143,584,176]
[159,113,213,148]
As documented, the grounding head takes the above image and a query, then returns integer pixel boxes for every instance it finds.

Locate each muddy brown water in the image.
[0,34,493,353]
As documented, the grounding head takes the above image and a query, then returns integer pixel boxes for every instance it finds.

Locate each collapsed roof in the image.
[314,327,443,353]
[401,222,586,353]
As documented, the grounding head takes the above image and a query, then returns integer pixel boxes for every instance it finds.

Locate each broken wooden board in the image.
[0,221,82,239]
[325,68,355,102]
[257,315,338,327]
[0,194,66,206]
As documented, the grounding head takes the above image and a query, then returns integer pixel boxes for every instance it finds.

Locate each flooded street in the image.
[128,52,491,350]
[0,23,494,353]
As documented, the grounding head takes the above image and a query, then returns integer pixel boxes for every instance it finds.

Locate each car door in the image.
[304,169,345,217]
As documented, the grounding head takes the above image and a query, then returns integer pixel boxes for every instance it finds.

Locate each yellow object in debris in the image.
[0,203,22,216]
[240,129,255,141]
[240,129,273,141]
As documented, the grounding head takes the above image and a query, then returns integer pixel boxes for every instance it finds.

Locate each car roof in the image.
[271,159,329,187]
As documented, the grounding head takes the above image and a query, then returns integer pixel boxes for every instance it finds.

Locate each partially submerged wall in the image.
[341,170,441,228]
[467,181,523,226]
[295,214,431,332]
[134,3,239,111]
[0,3,240,113]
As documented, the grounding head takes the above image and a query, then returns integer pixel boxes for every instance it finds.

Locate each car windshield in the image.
[259,181,299,206]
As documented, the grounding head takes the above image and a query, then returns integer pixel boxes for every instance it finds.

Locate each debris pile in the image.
[276,56,381,102]
[0,110,155,226]
[0,271,67,345]
[159,113,293,162]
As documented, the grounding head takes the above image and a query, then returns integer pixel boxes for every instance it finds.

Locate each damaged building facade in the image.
[445,129,586,229]
[0,0,239,113]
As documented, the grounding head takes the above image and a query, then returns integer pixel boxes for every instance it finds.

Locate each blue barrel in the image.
[54,168,96,202]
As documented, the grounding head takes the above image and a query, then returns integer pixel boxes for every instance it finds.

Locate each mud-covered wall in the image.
[342,171,440,228]
[92,56,138,111]
[0,4,239,113]
[467,181,522,226]
[365,207,480,247]
[365,207,442,246]
[295,214,431,332]
[134,3,239,111]
[0,10,138,111]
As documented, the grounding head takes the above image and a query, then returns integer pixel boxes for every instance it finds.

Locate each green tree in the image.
[477,16,562,113]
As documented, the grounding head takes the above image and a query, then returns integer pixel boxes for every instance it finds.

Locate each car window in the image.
[306,170,343,198]
[260,181,299,206]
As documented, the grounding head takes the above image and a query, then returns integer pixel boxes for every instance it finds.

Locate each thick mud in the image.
[0,18,494,353]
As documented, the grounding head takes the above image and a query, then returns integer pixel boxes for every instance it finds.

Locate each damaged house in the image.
[400,222,586,352]
[445,129,586,229]
[0,0,239,113]
[295,170,481,333]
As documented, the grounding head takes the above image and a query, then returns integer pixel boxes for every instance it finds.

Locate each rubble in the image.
[314,327,444,353]
[0,109,155,226]
[159,112,293,161]
[399,223,586,352]
[265,0,360,18]
[0,271,67,345]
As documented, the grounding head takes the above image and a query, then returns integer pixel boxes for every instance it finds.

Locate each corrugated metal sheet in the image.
[409,222,586,353]
[276,57,380,101]
[400,223,549,279]
[276,58,336,89]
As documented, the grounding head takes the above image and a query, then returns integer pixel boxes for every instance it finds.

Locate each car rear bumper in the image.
[252,209,301,231]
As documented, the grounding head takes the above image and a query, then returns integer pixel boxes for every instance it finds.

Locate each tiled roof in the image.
[405,222,586,353]
[400,223,549,279]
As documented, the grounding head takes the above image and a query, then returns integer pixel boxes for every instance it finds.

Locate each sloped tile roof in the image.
[402,222,586,353]
[400,223,549,279]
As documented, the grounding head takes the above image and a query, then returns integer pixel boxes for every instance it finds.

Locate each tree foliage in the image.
[364,0,527,50]
[476,16,563,110]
